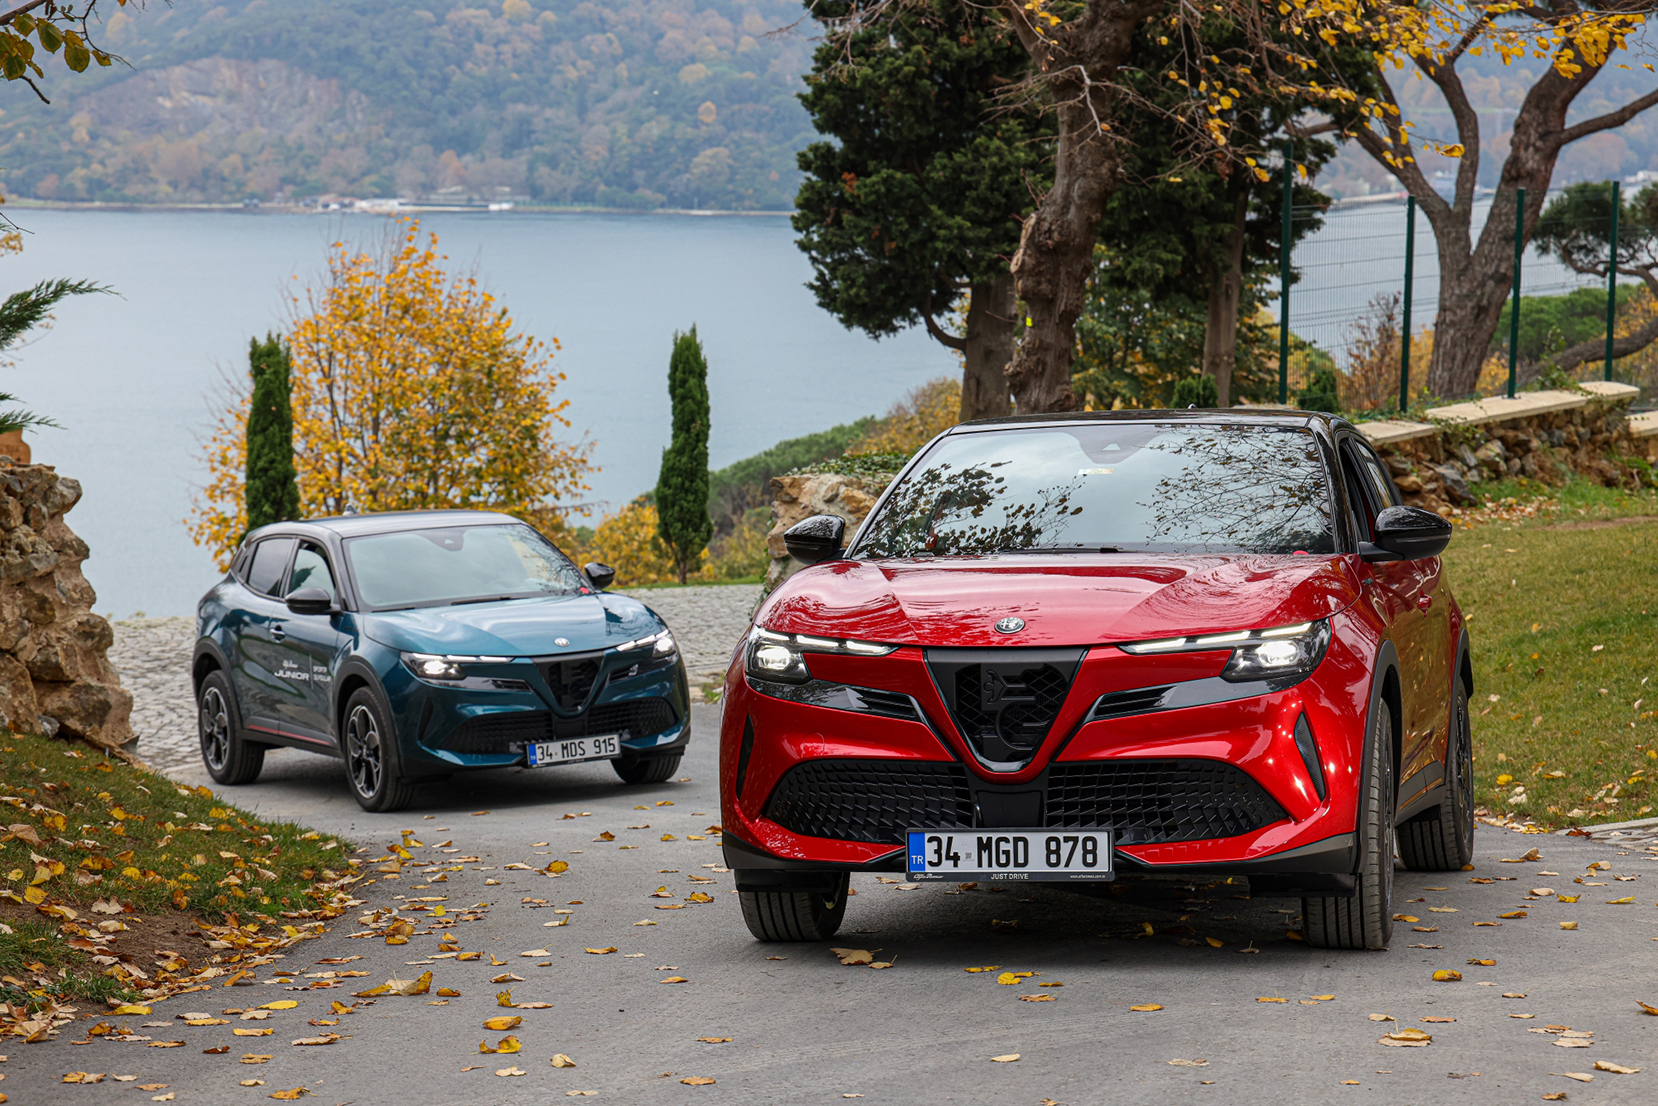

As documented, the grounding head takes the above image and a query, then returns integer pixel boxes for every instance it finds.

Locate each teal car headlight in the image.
[401,651,513,685]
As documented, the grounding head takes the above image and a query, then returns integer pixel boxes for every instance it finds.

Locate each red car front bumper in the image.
[719,612,1381,892]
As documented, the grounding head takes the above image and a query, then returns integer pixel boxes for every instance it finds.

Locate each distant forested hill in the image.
[0,0,817,210]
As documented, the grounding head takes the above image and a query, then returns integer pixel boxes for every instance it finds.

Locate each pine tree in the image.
[793,0,1045,421]
[655,327,712,584]
[245,332,300,533]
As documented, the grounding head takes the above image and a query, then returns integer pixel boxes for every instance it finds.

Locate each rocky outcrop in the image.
[0,460,133,749]
[763,471,896,591]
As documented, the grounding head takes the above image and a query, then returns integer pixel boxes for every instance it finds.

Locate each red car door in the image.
[1339,436,1451,791]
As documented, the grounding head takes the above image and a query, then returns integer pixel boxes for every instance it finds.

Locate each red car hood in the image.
[758,554,1361,648]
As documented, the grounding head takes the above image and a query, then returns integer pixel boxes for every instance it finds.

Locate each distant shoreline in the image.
[3,199,794,218]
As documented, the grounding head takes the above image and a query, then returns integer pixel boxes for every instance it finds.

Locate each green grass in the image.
[1,732,351,1009]
[1445,479,1658,829]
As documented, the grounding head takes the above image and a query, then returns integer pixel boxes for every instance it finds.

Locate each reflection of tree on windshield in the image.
[855,426,1334,557]
[860,462,1086,556]
[1136,433,1333,554]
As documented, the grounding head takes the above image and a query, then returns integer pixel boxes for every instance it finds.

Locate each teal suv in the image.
[192,510,690,811]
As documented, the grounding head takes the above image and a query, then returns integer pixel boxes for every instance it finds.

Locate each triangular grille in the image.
[925,648,1085,768]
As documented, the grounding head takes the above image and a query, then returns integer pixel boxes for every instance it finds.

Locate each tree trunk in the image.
[1351,49,1658,399]
[960,273,1016,420]
[1001,0,1159,413]
[1203,193,1248,407]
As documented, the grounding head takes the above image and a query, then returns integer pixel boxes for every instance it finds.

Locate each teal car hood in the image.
[359,593,661,656]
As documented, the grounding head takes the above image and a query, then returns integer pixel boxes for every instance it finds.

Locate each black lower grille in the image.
[1047,759,1287,844]
[438,698,678,754]
[764,759,974,845]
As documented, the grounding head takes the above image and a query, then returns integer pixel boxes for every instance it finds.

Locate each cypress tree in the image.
[655,327,712,584]
[245,332,300,533]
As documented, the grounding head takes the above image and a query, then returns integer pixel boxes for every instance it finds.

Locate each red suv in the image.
[719,412,1471,950]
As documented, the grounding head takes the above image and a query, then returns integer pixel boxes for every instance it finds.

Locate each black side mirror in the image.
[783,514,847,565]
[285,586,336,615]
[584,562,616,590]
[1361,505,1453,563]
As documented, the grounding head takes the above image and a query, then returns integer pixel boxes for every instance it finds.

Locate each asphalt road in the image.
[11,703,1657,1105]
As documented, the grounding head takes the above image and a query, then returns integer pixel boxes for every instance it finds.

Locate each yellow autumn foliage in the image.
[851,376,961,456]
[585,498,682,587]
[191,219,592,567]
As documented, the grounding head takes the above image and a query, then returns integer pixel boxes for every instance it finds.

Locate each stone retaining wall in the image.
[1357,381,1648,516]
[0,460,132,749]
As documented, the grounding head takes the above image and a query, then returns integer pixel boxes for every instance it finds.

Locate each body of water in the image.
[4,209,944,618]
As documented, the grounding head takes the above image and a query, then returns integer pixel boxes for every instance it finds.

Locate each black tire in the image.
[1303,698,1395,950]
[197,670,264,785]
[342,687,414,813]
[1399,682,1475,871]
[612,753,681,785]
[739,873,850,942]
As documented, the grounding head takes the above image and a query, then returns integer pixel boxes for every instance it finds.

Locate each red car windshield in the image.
[853,423,1336,557]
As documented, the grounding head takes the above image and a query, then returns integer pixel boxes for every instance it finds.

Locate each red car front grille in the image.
[925,648,1085,764]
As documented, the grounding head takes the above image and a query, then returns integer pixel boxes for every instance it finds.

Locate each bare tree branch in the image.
[1554,87,1658,148]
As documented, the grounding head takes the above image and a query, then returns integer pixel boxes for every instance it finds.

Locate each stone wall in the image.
[0,460,133,750]
[763,471,895,591]
[1359,384,1648,516]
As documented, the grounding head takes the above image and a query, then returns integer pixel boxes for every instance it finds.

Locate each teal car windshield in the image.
[345,523,587,610]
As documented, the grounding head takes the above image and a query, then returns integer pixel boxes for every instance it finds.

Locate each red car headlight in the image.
[1119,619,1332,684]
[744,627,896,685]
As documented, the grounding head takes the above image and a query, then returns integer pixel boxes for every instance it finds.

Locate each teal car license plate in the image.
[526,734,620,767]
[906,829,1113,881]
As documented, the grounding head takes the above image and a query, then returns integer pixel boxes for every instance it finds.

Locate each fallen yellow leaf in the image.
[550,1054,576,1068]
[584,947,617,955]
[1594,1061,1640,1074]
[1129,1004,1163,1011]
[234,1028,275,1037]
[1432,970,1462,982]
[831,948,874,966]
[478,1036,521,1055]
[990,1054,1020,1063]
[1379,1028,1432,1047]
[1257,996,1287,1003]
[1560,921,1579,930]
[681,1076,716,1085]
[483,1016,522,1031]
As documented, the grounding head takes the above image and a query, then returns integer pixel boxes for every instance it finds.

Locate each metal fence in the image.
[1277,176,1641,415]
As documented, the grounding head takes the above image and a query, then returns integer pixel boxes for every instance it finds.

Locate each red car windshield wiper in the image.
[995,545,1121,554]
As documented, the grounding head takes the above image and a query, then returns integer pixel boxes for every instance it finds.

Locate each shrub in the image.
[1170,373,1218,409]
